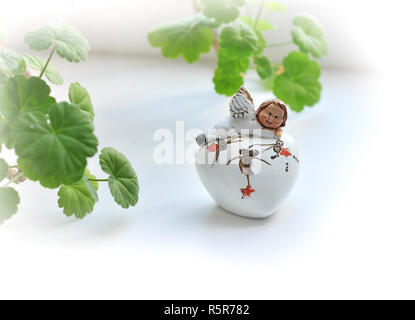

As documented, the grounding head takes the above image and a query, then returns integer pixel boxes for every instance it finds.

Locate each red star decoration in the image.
[241,185,255,198]
[207,143,219,152]
[280,148,292,157]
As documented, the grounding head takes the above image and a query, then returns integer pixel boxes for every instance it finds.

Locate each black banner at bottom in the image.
[0,299,409,318]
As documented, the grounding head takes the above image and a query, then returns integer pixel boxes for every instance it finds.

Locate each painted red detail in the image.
[207,144,219,152]
[241,185,255,198]
[280,148,292,157]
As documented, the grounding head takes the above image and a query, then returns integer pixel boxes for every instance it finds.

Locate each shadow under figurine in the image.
[195,87,300,219]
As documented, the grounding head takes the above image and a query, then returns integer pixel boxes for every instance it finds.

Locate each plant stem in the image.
[3,172,23,187]
[88,179,109,182]
[254,0,266,30]
[39,47,55,79]
[8,165,18,169]
[267,41,293,48]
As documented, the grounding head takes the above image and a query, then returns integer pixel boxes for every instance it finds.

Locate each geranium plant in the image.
[148,0,328,112]
[0,24,139,224]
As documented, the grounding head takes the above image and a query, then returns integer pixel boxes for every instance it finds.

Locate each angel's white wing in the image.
[229,93,254,119]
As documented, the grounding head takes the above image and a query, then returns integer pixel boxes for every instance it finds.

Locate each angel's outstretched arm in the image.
[274,128,283,138]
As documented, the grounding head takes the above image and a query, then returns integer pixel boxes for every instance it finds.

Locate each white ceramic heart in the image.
[195,132,300,218]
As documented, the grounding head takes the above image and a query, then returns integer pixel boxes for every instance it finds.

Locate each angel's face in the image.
[257,103,285,129]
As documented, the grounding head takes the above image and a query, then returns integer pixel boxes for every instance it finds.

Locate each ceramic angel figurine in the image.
[195,87,300,219]
[227,87,288,138]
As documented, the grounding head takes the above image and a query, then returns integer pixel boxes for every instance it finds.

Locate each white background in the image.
[0,0,415,299]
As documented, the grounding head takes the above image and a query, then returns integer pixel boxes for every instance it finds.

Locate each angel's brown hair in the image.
[256,99,288,129]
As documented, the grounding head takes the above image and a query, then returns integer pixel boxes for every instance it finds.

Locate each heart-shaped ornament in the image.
[195,133,299,218]
[195,87,300,218]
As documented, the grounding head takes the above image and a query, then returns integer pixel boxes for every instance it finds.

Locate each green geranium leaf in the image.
[0,187,19,224]
[0,73,7,85]
[273,51,321,112]
[0,116,5,151]
[148,16,213,63]
[254,54,272,79]
[260,64,279,91]
[214,48,249,97]
[0,116,12,149]
[265,1,286,12]
[220,23,258,58]
[99,147,139,209]
[83,172,98,202]
[58,169,98,219]
[217,49,250,74]
[0,47,26,78]
[14,102,98,188]
[24,24,91,63]
[201,0,245,24]
[0,75,56,122]
[292,14,328,58]
[68,82,94,119]
[0,158,8,182]
[22,54,63,85]
[240,16,275,31]
[16,157,62,189]
[213,68,244,96]
[192,13,220,28]
[0,117,15,149]
[255,30,267,53]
